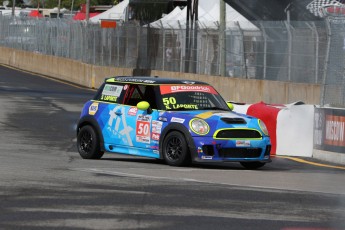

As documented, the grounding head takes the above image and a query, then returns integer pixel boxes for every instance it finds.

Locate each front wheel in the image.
[77,125,104,159]
[240,161,266,170]
[162,131,190,167]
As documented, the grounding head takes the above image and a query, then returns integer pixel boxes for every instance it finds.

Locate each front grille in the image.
[215,129,262,139]
[219,148,262,158]
[220,117,246,124]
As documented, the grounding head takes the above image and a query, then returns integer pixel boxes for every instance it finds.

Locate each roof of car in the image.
[105,76,209,85]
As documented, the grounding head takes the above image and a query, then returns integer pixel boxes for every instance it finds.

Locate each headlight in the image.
[190,118,210,135]
[258,119,269,136]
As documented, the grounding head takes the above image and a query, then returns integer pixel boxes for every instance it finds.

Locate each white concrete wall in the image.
[233,103,315,157]
[276,105,315,157]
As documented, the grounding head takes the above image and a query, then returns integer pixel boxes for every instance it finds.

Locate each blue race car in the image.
[77,76,271,169]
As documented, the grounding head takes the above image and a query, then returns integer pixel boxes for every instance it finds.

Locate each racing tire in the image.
[162,131,191,167]
[240,162,266,170]
[77,125,104,159]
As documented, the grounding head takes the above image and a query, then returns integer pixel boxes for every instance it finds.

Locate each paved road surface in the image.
[0,64,345,230]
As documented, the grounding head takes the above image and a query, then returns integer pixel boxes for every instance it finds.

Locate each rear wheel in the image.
[162,131,190,166]
[240,161,265,170]
[77,125,104,159]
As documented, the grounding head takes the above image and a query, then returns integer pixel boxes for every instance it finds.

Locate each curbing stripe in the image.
[277,156,345,170]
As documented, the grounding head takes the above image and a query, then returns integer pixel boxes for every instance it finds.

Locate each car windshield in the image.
[159,84,230,111]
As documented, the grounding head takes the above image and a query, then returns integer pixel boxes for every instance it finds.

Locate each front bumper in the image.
[191,136,271,163]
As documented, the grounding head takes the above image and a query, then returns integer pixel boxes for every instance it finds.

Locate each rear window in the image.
[94,83,124,103]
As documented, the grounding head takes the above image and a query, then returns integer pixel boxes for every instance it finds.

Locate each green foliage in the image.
[129,1,173,24]
[3,0,24,7]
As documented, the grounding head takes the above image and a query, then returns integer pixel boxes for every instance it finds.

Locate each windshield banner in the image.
[160,85,218,95]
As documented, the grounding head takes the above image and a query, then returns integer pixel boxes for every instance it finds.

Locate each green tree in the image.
[129,0,173,24]
[3,0,25,7]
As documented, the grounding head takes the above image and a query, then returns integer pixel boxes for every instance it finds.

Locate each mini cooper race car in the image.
[77,76,271,169]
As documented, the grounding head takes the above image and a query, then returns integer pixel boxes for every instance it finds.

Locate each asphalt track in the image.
[0,64,345,230]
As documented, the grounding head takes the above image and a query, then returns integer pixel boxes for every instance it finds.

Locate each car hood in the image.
[164,110,257,129]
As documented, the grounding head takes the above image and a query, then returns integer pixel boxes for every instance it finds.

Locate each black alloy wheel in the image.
[162,131,190,166]
[77,125,104,159]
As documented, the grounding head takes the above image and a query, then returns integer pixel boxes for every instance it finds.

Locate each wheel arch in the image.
[77,115,105,152]
[159,123,197,161]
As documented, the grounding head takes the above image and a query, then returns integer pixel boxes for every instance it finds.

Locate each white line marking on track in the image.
[72,168,199,183]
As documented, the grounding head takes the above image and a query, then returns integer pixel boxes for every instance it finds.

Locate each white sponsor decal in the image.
[128,107,138,116]
[152,121,163,134]
[102,84,123,97]
[138,114,152,122]
[202,156,213,160]
[236,140,250,147]
[151,133,160,141]
[136,115,152,144]
[171,117,185,123]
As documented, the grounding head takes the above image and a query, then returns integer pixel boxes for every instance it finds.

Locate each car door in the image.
[122,85,160,151]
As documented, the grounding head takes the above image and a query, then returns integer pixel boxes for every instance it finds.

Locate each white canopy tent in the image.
[148,6,183,28]
[89,0,129,23]
[148,0,259,31]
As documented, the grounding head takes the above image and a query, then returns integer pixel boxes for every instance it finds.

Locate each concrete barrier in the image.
[232,102,315,157]
[276,104,315,157]
[233,102,345,165]
[0,47,321,105]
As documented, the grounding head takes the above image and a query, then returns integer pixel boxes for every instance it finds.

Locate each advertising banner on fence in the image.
[314,107,345,153]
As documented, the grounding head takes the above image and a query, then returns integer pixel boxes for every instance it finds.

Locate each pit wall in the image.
[0,47,321,105]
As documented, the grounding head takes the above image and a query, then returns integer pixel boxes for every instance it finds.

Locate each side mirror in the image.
[227,102,234,111]
[137,101,153,114]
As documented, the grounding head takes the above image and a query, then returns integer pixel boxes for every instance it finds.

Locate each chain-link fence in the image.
[0,15,342,106]
[322,15,345,107]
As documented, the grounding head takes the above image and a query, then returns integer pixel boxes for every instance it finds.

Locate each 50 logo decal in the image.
[137,122,150,136]
[136,115,152,144]
[162,97,176,110]
[162,97,198,110]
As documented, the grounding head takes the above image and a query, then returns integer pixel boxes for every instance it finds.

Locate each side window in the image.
[123,85,144,106]
[94,83,124,103]
[131,86,144,100]
[143,86,157,109]
[122,85,158,109]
